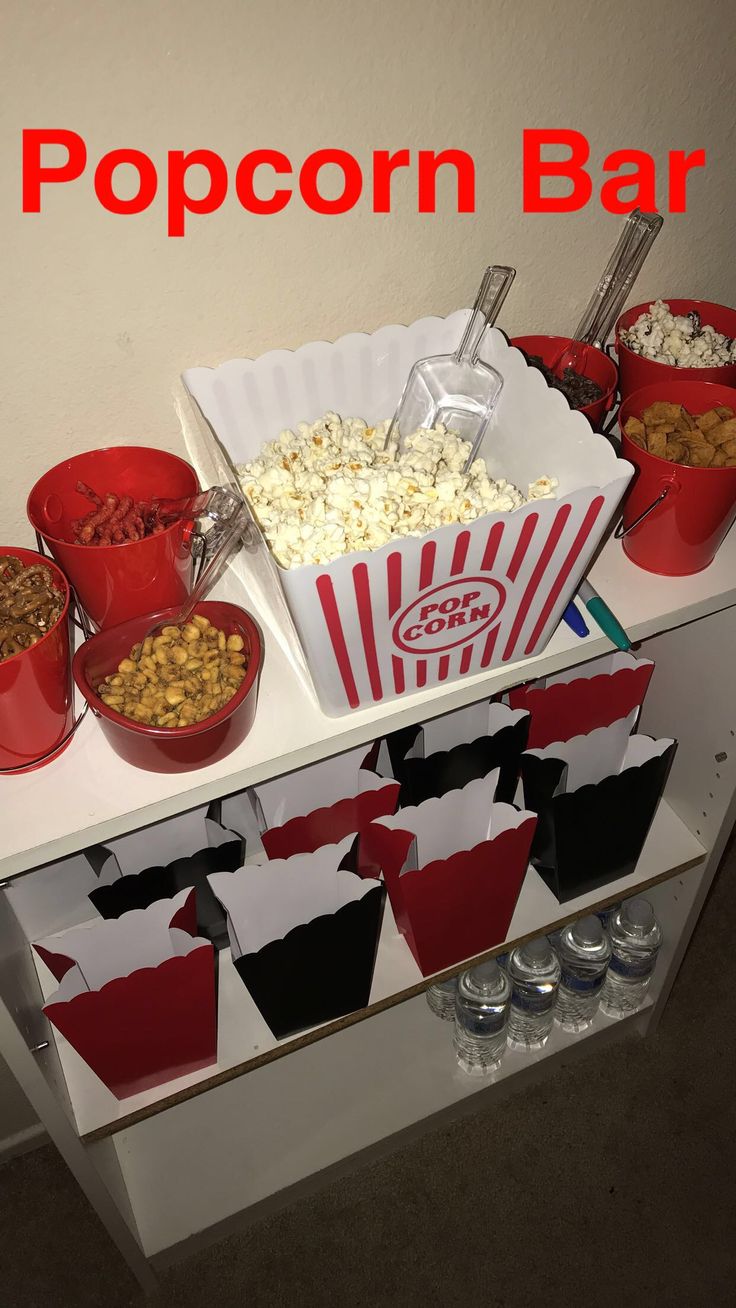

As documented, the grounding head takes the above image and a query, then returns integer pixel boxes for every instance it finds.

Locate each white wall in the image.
[3,0,735,544]
[1,0,734,1140]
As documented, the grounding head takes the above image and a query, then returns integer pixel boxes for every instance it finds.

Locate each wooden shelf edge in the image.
[80,845,705,1143]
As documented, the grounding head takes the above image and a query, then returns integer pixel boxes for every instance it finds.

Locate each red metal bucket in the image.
[615,299,736,400]
[0,548,74,773]
[27,447,199,631]
[618,382,736,575]
[511,335,618,430]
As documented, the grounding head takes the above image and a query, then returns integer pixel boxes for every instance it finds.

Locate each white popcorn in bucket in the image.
[237,414,557,569]
[621,300,736,368]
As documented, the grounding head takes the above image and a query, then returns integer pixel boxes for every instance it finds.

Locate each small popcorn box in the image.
[363,773,537,976]
[34,889,216,1099]
[183,313,633,715]
[521,734,677,902]
[86,800,245,948]
[247,744,400,875]
[508,652,655,749]
[208,836,385,1039]
[385,701,530,808]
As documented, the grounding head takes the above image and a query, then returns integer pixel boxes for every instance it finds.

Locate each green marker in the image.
[578,580,631,652]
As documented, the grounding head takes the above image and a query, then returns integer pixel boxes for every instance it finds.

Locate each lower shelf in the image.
[31,799,704,1140]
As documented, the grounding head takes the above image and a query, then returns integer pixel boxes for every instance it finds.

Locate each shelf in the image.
[30,798,704,1141]
[2,527,736,882]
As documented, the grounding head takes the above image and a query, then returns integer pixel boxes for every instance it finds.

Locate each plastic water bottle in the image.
[596,901,621,930]
[601,897,662,1017]
[507,937,561,1048]
[453,960,511,1074]
[555,915,612,1032]
[426,976,457,1020]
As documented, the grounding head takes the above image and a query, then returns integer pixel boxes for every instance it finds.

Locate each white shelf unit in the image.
[1,544,736,1292]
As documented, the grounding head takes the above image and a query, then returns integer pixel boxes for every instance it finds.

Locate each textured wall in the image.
[3,0,735,544]
[1,0,734,1137]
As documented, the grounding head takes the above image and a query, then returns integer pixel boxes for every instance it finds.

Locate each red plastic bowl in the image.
[0,547,74,773]
[73,601,262,773]
[618,381,736,576]
[510,335,618,430]
[615,299,736,399]
[27,447,199,632]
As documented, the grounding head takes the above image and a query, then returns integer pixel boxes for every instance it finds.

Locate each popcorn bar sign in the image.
[392,578,506,655]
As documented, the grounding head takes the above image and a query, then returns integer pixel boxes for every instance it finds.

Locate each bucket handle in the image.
[614,484,672,539]
[0,588,92,775]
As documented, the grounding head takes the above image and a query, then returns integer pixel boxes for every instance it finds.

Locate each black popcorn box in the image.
[521,733,677,902]
[379,701,530,808]
[87,800,245,949]
[208,834,385,1039]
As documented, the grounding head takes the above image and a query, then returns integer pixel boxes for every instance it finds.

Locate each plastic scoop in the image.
[133,486,251,654]
[385,265,515,472]
[550,209,664,379]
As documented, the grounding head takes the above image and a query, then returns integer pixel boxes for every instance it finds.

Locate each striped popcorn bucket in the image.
[183,313,633,715]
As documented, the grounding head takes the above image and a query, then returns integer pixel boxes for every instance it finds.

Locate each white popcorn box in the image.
[183,313,633,715]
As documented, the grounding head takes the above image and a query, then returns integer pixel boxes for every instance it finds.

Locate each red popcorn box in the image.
[363,772,537,976]
[508,652,654,749]
[248,744,399,874]
[34,889,216,1099]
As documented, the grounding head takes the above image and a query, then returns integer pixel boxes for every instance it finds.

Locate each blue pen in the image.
[562,600,589,639]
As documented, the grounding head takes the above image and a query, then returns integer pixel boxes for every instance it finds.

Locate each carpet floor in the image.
[1,847,734,1308]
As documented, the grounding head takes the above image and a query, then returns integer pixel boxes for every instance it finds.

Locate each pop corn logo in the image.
[392,577,506,655]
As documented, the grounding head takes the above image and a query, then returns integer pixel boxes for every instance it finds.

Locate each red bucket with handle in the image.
[27,447,199,630]
[615,299,736,399]
[511,335,618,431]
[0,547,74,773]
[618,382,736,575]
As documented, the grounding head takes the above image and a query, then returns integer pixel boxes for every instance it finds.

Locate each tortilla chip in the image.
[722,439,736,458]
[663,440,686,462]
[711,448,728,467]
[706,418,736,447]
[716,407,734,420]
[677,409,696,431]
[624,416,646,442]
[725,457,736,467]
[647,428,668,458]
[696,409,722,433]
[642,401,683,425]
[689,444,716,467]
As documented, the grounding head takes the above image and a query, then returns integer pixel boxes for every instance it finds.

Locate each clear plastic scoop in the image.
[551,209,664,378]
[385,265,515,472]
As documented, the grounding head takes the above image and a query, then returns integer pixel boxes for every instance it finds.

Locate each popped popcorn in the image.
[237,412,557,569]
[621,300,736,369]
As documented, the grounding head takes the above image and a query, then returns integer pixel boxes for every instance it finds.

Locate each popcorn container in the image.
[510,335,618,430]
[615,300,736,399]
[618,382,736,575]
[183,314,633,715]
[0,547,74,774]
[27,447,200,630]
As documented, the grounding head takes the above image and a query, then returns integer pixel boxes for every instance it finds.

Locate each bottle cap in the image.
[523,937,552,964]
[622,897,655,930]
[468,959,502,992]
[572,915,604,946]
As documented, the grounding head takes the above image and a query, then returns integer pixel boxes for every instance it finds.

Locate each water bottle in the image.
[453,960,511,1074]
[596,901,621,930]
[555,915,612,1032]
[426,976,457,1021]
[601,897,662,1017]
[507,937,561,1048]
